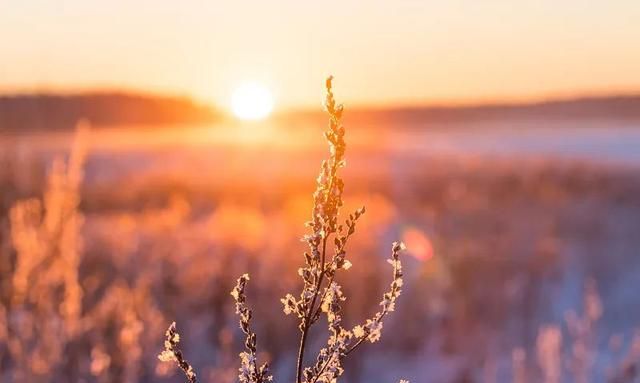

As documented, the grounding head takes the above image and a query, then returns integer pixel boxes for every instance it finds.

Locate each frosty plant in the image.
[160,77,407,383]
[5,124,87,380]
[159,322,198,383]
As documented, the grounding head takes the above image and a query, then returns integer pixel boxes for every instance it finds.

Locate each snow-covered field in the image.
[1,120,640,382]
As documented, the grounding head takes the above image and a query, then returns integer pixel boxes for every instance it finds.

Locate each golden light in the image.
[231,83,274,120]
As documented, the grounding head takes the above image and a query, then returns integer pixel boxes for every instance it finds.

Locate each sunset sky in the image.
[2,1,640,110]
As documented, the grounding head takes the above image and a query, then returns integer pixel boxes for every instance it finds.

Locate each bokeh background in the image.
[1,2,640,382]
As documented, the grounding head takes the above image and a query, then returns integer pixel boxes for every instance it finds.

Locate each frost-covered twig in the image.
[231,274,272,383]
[158,322,197,383]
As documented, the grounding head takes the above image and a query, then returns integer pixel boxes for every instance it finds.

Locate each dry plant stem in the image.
[296,231,320,380]
[311,268,334,323]
[309,241,403,383]
[6,124,87,379]
[159,77,405,383]
[293,77,398,383]
[231,274,272,383]
[296,235,328,383]
[309,217,359,324]
[295,78,343,383]
[159,322,197,383]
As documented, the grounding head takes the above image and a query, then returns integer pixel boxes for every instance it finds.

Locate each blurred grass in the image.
[1,125,640,382]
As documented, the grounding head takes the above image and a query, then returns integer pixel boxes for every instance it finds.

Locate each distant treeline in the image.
[0,92,219,131]
[2,92,640,132]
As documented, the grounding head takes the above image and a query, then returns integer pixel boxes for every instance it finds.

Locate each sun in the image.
[231,83,274,120]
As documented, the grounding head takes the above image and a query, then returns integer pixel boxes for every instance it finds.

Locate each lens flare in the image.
[401,227,434,261]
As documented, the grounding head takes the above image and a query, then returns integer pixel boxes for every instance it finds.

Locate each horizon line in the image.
[2,85,640,114]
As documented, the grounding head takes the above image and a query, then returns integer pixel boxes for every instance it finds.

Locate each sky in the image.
[2,1,640,110]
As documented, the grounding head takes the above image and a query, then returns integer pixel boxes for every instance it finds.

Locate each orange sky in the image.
[2,1,640,110]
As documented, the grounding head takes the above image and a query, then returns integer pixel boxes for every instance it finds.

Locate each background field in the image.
[2,109,640,382]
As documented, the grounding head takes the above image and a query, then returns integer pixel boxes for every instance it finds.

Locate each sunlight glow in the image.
[231,83,274,120]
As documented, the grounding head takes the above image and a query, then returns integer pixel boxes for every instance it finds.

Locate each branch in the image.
[158,322,197,383]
